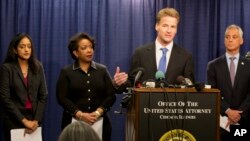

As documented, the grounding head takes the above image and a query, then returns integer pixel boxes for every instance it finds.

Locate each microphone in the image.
[155,71,167,88]
[176,76,193,86]
[142,79,156,88]
[114,95,131,114]
[177,76,205,91]
[115,68,144,114]
[246,51,250,60]
[155,70,165,80]
[133,67,144,87]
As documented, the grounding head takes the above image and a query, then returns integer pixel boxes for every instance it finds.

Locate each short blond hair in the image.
[156,7,180,23]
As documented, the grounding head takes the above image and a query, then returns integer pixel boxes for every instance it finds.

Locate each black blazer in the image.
[207,55,250,126]
[128,42,194,85]
[0,61,48,125]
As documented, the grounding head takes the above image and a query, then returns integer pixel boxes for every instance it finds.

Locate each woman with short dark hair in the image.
[56,32,116,141]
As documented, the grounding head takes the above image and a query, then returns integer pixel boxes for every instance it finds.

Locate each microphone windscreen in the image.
[246,51,250,59]
[185,78,193,85]
[133,67,145,87]
[132,67,145,74]
[145,81,156,88]
[155,71,165,80]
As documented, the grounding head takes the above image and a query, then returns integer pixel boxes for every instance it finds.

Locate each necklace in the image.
[22,66,29,76]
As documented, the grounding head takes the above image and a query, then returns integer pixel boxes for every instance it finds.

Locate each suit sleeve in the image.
[99,68,116,113]
[239,88,250,121]
[184,54,195,83]
[57,69,78,116]
[33,64,48,122]
[206,61,230,114]
[0,64,25,122]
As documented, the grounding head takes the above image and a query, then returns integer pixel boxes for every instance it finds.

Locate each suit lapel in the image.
[146,44,157,72]
[166,44,178,77]
[13,62,29,89]
[167,45,175,74]
[234,56,245,88]
[13,62,24,82]
[220,55,234,89]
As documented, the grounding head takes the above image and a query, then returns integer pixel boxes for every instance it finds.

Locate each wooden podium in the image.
[126,87,220,141]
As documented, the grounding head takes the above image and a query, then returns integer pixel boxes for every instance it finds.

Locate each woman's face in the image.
[73,39,94,63]
[15,37,32,61]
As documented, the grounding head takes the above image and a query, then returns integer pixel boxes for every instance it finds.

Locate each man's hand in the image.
[226,109,243,123]
[113,66,128,86]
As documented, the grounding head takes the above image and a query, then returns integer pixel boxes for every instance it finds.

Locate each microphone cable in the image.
[146,87,155,141]
[176,75,193,140]
[126,91,137,141]
[171,84,184,141]
[180,88,189,141]
[173,85,182,141]
[170,84,188,141]
[162,86,175,141]
[122,88,135,141]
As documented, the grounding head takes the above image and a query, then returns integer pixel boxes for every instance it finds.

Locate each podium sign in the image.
[126,88,220,141]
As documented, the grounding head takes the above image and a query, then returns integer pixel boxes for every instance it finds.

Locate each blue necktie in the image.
[158,48,168,72]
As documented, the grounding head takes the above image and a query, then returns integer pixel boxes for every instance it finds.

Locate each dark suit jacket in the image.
[0,61,48,127]
[122,42,194,88]
[207,55,250,126]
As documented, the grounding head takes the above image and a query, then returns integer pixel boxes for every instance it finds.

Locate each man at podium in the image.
[113,7,194,91]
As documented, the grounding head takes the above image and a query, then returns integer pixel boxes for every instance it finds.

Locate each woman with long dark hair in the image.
[0,33,48,141]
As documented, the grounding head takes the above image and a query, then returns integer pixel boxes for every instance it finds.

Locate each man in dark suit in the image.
[113,7,194,90]
[207,24,250,141]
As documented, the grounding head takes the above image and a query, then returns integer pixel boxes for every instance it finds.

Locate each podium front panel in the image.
[126,88,220,141]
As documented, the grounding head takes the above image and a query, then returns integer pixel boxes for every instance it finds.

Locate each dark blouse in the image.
[23,76,32,110]
[56,61,116,116]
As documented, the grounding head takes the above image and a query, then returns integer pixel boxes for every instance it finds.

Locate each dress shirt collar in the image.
[155,40,173,53]
[225,52,239,61]
[72,61,97,70]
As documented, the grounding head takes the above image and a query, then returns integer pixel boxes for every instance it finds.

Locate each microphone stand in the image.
[114,88,134,114]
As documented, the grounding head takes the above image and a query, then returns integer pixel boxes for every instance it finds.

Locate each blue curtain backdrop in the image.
[1,0,250,141]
